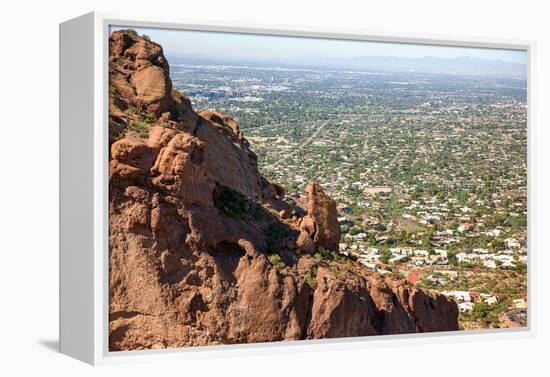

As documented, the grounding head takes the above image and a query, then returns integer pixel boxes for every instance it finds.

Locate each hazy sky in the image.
[111,26,527,64]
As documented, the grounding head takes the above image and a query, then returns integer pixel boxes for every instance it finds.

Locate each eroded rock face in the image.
[108,30,459,351]
[109,30,198,123]
[298,183,342,252]
[133,65,172,111]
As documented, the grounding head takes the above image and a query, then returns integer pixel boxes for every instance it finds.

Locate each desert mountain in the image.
[108,30,459,351]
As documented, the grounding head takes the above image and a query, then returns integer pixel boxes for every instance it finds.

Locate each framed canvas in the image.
[59,12,534,365]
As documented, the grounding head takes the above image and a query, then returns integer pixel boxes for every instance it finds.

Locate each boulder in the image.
[133,65,172,114]
[296,231,315,254]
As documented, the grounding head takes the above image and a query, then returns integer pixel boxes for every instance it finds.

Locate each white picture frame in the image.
[59,11,535,365]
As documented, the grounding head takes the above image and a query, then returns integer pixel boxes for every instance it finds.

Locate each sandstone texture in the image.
[298,183,342,253]
[108,30,459,351]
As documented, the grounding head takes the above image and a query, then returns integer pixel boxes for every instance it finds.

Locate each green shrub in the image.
[268,254,286,270]
[329,263,346,280]
[264,223,291,253]
[513,261,527,274]
[448,251,458,266]
[109,82,119,96]
[142,112,157,124]
[380,247,393,264]
[128,105,143,115]
[213,186,247,219]
[317,246,343,261]
[349,226,362,236]
[128,120,149,138]
[313,252,323,264]
[304,266,318,289]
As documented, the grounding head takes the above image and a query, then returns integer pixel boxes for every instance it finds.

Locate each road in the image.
[263,122,327,170]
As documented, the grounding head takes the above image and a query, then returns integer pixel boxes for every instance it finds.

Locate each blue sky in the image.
[111,26,527,64]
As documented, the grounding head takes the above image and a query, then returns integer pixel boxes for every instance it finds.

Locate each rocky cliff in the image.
[108,30,459,351]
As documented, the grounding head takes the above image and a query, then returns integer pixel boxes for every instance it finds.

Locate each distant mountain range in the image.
[298,55,527,79]
[170,54,527,79]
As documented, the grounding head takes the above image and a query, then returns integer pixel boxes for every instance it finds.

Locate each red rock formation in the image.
[297,183,342,253]
[108,30,459,351]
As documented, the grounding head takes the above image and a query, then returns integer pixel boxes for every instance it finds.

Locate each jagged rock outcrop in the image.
[297,183,341,253]
[108,30,459,351]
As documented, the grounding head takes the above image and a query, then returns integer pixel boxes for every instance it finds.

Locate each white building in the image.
[458,302,474,312]
[442,290,471,303]
[481,294,498,305]
[505,238,521,249]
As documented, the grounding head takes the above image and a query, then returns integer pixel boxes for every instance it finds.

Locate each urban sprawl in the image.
[171,58,527,329]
